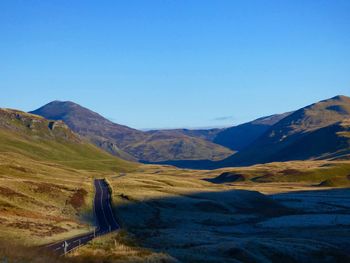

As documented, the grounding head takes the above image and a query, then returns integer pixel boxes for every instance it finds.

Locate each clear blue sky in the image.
[1,0,349,129]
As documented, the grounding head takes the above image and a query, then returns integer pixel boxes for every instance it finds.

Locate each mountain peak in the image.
[43,100,81,108]
[330,95,350,102]
[30,100,100,121]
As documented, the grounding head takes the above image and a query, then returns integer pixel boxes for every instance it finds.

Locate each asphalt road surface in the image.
[45,179,119,255]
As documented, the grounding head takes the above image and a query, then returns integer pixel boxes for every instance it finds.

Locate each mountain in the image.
[31,95,350,168]
[130,129,232,162]
[218,95,350,166]
[0,108,135,172]
[30,101,233,162]
[212,112,292,151]
[30,101,142,161]
[152,95,350,169]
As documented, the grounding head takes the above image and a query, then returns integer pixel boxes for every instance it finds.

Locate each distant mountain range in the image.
[24,94,350,168]
[30,101,233,162]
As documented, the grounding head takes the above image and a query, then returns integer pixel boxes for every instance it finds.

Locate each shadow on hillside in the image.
[270,187,350,213]
[112,188,350,262]
[271,187,350,198]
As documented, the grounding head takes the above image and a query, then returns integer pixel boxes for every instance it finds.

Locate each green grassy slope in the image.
[0,109,137,172]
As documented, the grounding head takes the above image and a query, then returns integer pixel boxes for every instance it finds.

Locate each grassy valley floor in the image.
[1,158,350,262]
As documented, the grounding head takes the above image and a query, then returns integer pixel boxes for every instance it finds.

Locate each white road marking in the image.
[98,180,109,230]
[107,191,119,228]
[93,180,100,233]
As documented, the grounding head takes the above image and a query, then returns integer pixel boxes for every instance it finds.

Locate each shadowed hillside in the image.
[218,95,350,167]
[213,112,292,151]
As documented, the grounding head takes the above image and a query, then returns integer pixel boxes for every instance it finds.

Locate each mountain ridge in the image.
[30,101,233,162]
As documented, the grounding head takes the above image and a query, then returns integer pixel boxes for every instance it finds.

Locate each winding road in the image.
[45,179,119,255]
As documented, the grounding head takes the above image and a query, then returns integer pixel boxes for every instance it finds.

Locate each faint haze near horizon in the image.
[0,0,349,129]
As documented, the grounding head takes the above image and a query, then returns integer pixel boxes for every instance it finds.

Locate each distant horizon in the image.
[1,1,349,129]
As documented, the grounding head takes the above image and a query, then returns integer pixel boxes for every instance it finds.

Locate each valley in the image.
[0,95,350,262]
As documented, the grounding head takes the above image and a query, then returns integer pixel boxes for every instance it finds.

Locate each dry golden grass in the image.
[0,152,103,245]
[70,231,176,263]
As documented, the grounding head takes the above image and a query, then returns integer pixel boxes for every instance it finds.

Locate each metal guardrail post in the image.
[63,241,68,255]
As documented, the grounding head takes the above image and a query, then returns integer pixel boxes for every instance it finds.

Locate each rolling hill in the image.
[31,101,233,162]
